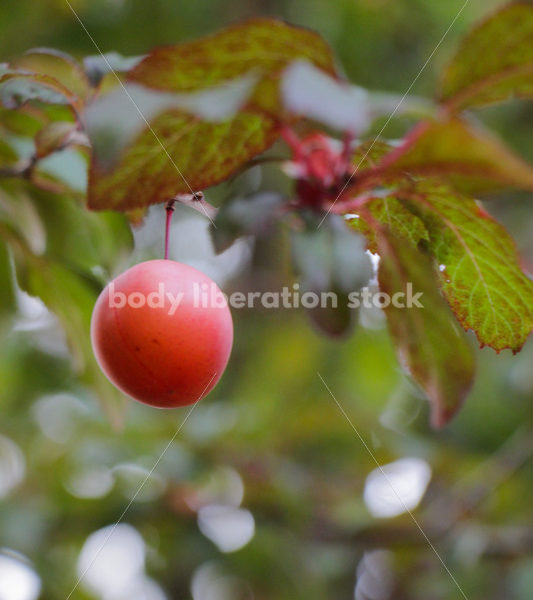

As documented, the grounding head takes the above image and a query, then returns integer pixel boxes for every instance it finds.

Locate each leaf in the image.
[29,184,133,273]
[14,254,126,428]
[307,289,355,339]
[88,109,279,211]
[2,179,131,427]
[291,215,372,294]
[89,19,337,212]
[125,206,148,227]
[34,121,89,158]
[211,191,284,253]
[291,216,371,338]
[0,71,78,111]
[10,48,91,104]
[440,2,533,111]
[0,181,46,255]
[1,179,132,274]
[346,195,429,253]
[372,117,533,194]
[375,224,475,427]
[399,180,533,353]
[31,146,89,196]
[0,106,46,136]
[127,18,336,95]
[0,139,19,167]
[0,238,16,322]
[128,18,337,121]
[351,139,396,171]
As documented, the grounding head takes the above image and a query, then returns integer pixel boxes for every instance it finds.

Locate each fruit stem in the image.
[164,199,176,260]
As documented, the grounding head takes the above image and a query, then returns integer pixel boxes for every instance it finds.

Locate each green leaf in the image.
[0,181,46,255]
[0,238,16,321]
[351,139,395,170]
[1,180,130,427]
[0,139,19,167]
[346,195,429,252]
[373,117,533,194]
[88,109,279,211]
[10,49,91,104]
[399,180,533,353]
[1,180,132,274]
[29,184,133,273]
[440,2,533,111]
[0,106,45,136]
[15,255,126,428]
[376,225,475,427]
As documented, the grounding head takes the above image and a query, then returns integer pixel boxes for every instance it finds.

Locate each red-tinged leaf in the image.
[399,180,533,353]
[10,48,91,104]
[370,117,533,194]
[440,2,533,111]
[376,225,475,427]
[0,71,80,112]
[88,109,278,211]
[125,206,148,226]
[346,195,429,253]
[128,19,337,121]
[89,20,337,212]
[351,139,395,170]
[34,121,89,158]
[128,18,337,94]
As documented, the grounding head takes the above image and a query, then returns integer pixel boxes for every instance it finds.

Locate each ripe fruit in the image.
[91,260,233,408]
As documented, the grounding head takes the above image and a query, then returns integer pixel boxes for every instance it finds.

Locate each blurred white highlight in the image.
[355,550,394,600]
[282,60,370,133]
[0,552,41,600]
[198,505,255,553]
[0,435,25,499]
[363,458,431,518]
[77,524,167,599]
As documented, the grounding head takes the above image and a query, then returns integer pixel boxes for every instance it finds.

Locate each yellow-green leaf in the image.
[400,180,533,353]
[11,48,91,105]
[375,117,533,194]
[441,2,533,111]
[346,195,429,253]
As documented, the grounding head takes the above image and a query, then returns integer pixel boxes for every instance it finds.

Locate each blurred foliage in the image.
[1,2,533,600]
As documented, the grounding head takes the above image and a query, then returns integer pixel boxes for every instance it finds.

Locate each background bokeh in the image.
[1,1,533,599]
